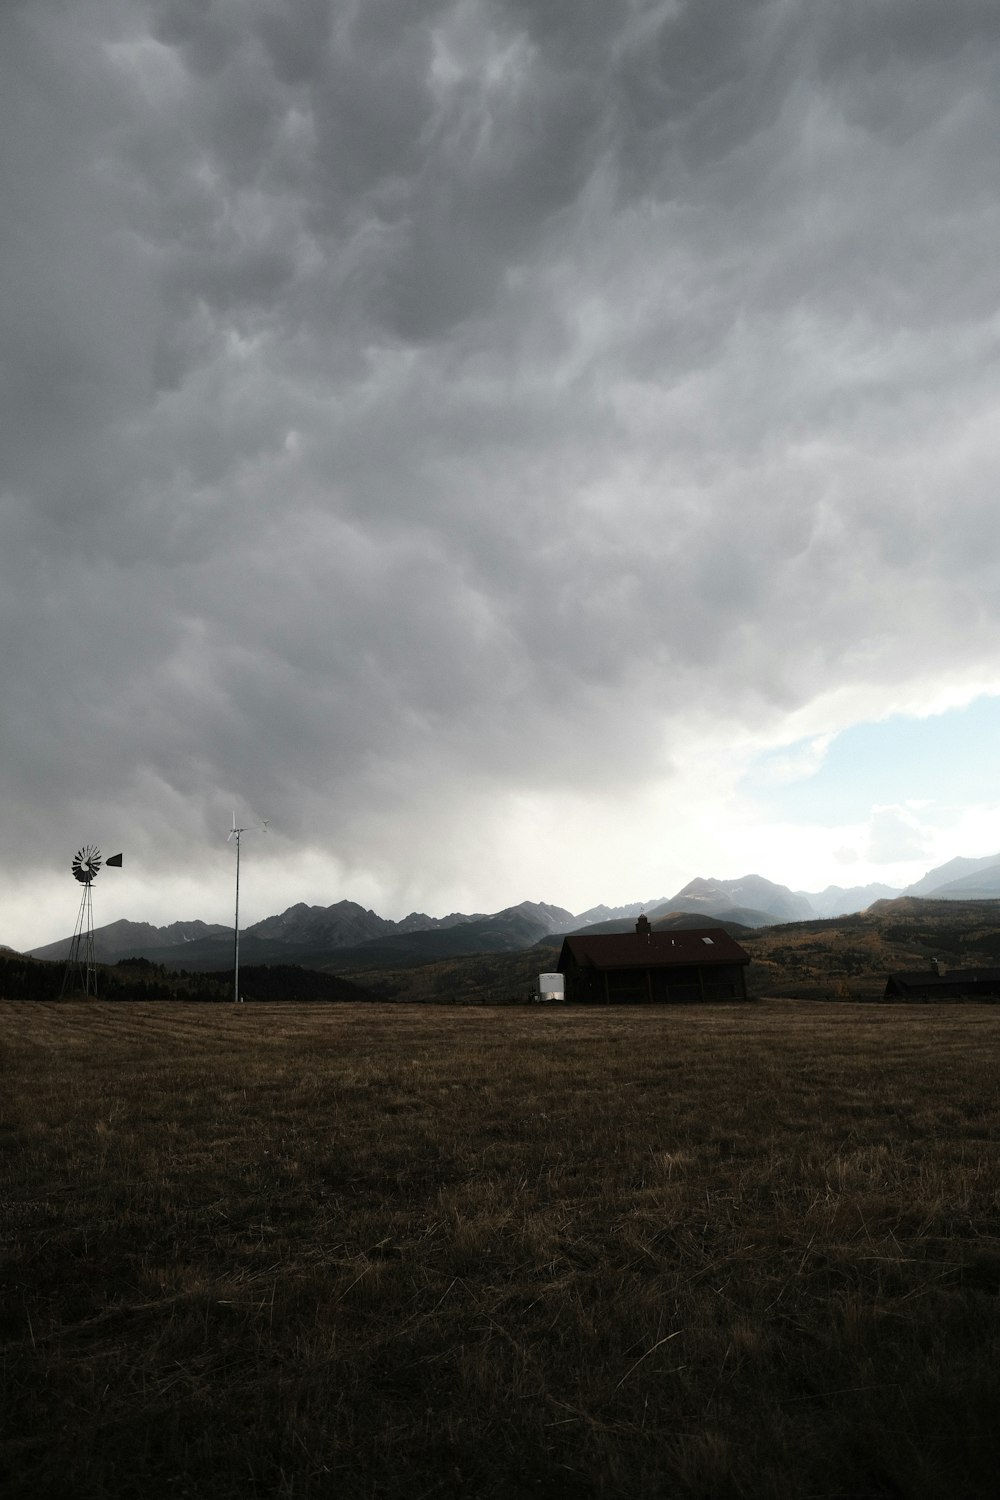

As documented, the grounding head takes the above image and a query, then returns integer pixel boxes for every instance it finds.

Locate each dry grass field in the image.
[3,999,999,1499]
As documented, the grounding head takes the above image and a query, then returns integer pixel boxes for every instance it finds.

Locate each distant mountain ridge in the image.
[902,854,1000,897]
[28,917,232,964]
[573,900,666,926]
[23,853,1000,969]
[248,901,488,945]
[28,899,577,969]
[799,883,902,918]
[652,875,815,923]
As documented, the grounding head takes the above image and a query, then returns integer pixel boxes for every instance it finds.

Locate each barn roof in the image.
[558,928,751,973]
[884,967,1000,996]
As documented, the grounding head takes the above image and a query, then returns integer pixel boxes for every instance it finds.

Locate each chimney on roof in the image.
[932,958,945,977]
[635,914,651,940]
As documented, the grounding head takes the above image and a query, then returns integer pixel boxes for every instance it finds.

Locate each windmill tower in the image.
[61,845,123,998]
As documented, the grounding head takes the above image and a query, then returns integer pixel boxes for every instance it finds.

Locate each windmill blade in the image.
[71,845,102,883]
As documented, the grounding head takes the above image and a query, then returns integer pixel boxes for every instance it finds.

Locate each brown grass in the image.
[3,1000,1000,1498]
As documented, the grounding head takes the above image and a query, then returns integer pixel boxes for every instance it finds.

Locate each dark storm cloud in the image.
[4,0,1000,935]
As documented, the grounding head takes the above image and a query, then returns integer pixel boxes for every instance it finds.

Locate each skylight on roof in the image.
[702,936,714,944]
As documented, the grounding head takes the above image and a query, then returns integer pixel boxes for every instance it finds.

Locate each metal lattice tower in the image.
[60,846,123,998]
[62,846,102,997]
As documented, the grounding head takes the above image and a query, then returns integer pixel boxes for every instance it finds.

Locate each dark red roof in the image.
[558,928,751,973]
[884,968,1000,996]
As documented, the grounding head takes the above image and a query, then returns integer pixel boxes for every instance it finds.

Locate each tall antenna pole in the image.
[228,814,267,1003]
[233,817,242,1003]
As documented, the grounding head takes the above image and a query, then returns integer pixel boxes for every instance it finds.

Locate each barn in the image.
[556,915,751,1004]
[883,967,1000,1001]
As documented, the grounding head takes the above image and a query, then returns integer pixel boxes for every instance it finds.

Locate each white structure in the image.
[537,972,565,1001]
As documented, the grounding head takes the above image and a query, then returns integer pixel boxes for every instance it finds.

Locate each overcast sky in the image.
[5,0,1000,950]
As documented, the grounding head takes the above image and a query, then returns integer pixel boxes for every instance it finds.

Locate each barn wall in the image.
[564,962,748,1004]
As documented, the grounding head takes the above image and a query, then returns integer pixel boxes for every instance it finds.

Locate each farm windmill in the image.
[61,845,123,997]
[228,813,268,1003]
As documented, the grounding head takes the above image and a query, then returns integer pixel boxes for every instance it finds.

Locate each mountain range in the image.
[25,853,1000,973]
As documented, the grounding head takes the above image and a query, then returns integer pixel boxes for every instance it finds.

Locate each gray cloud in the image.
[4,0,1000,941]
